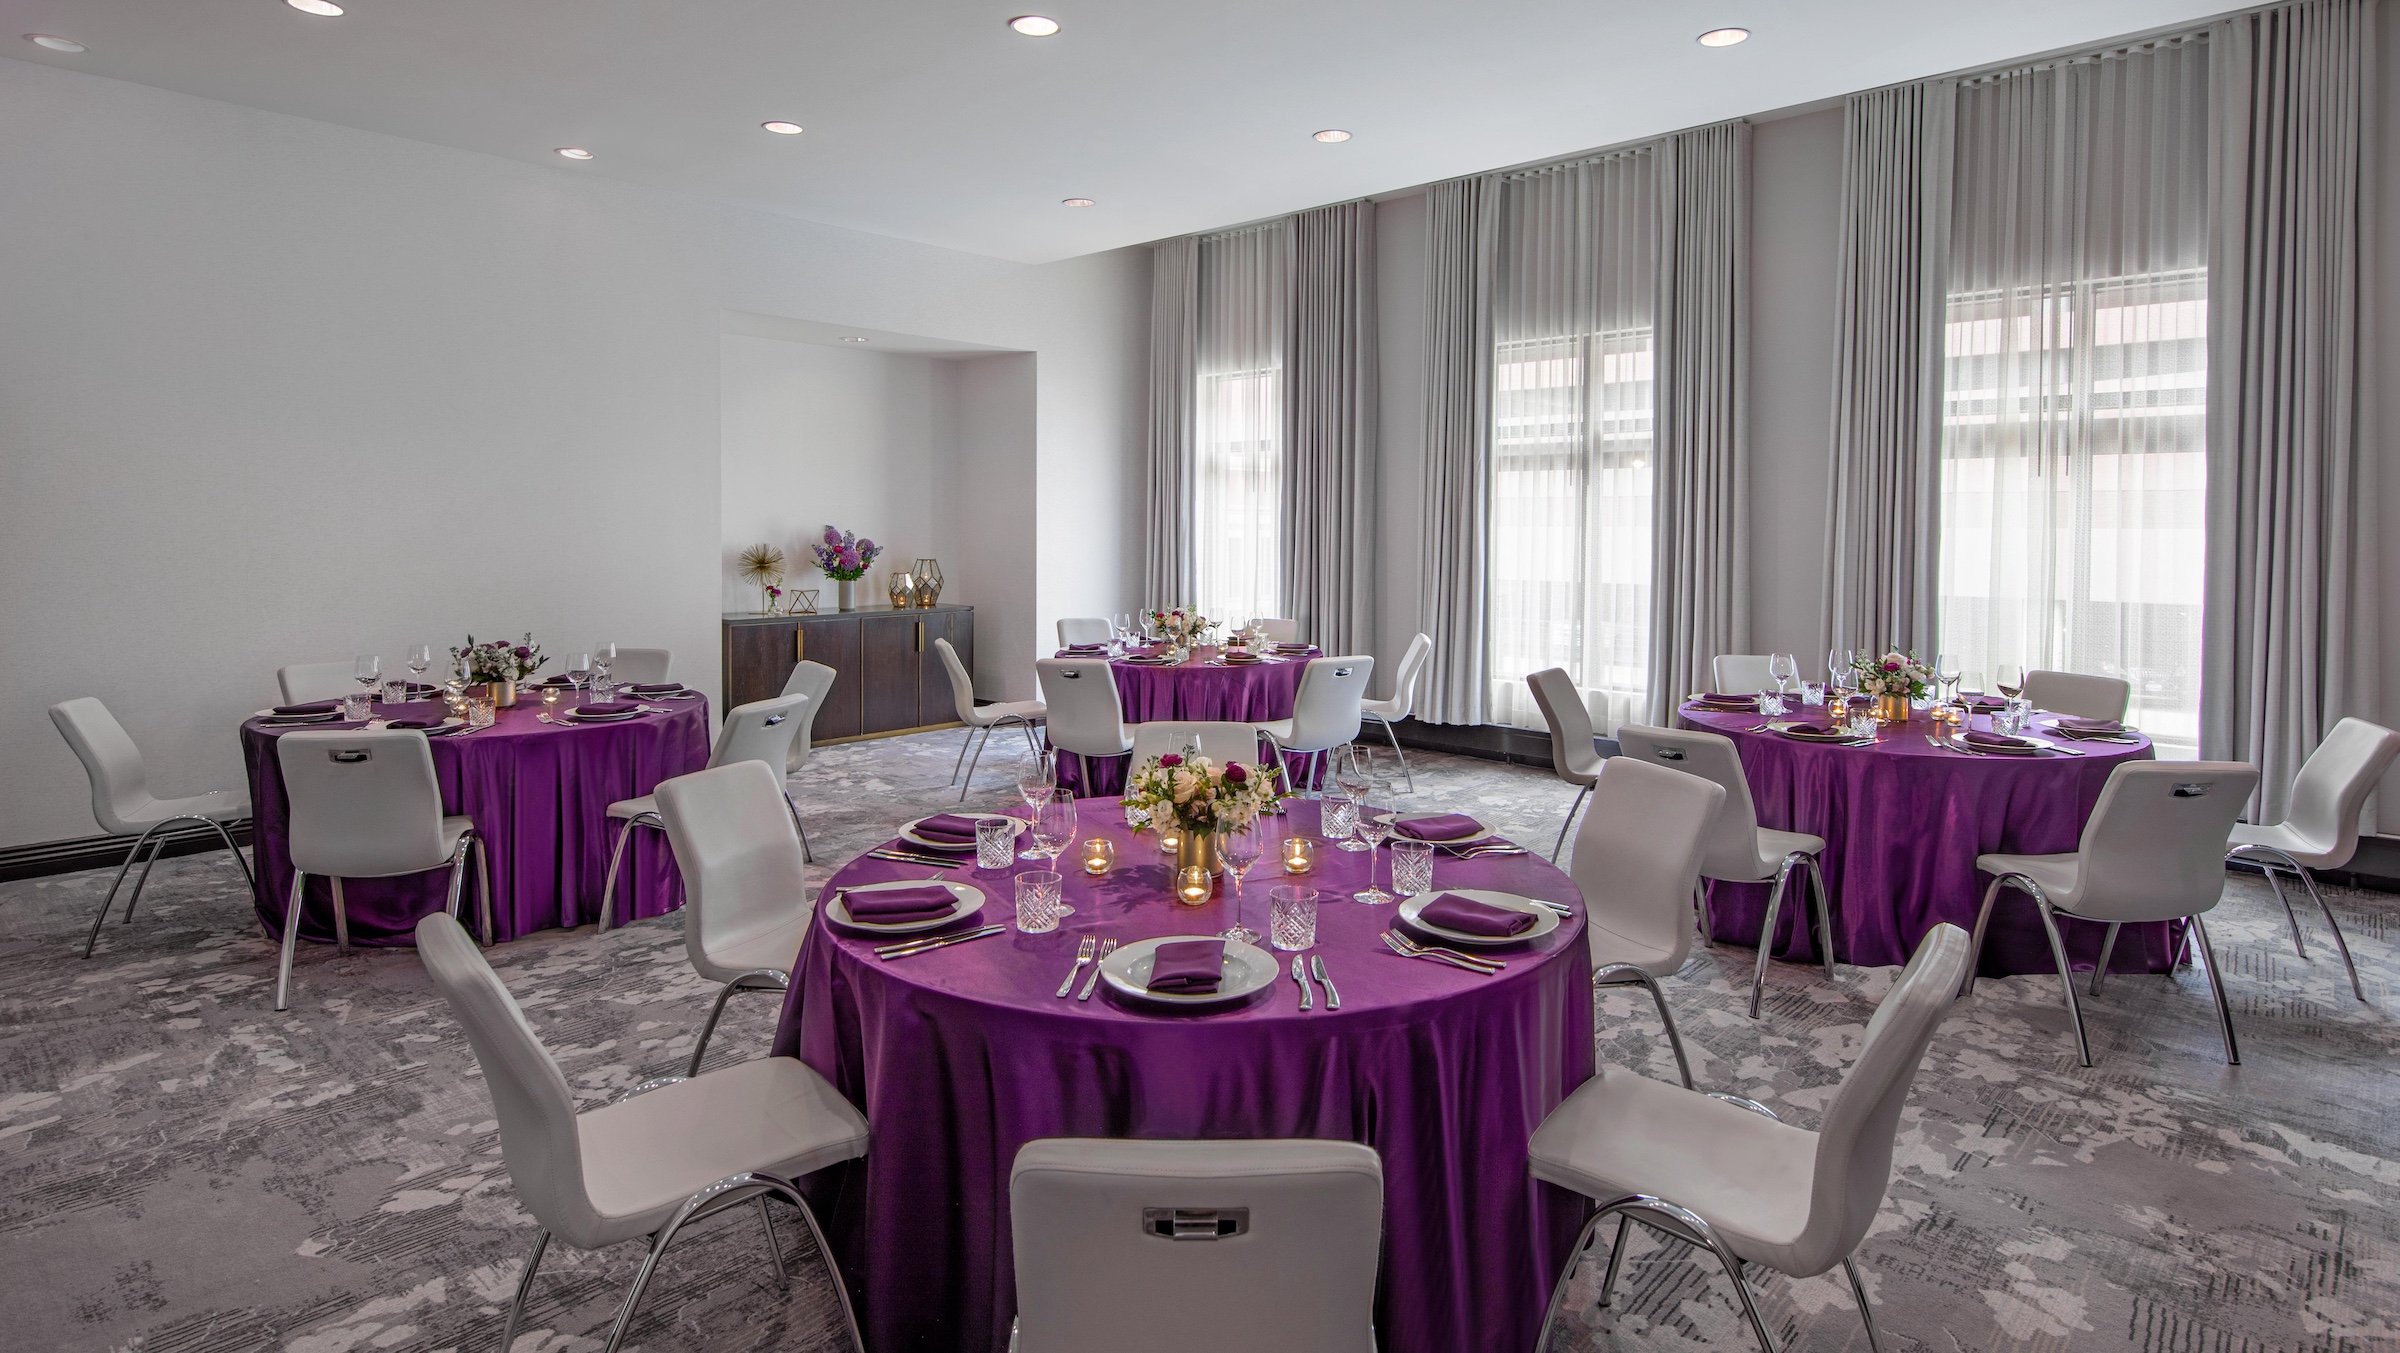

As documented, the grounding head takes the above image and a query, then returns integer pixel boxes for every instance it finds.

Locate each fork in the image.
[1387,930,1506,970]
[1076,939,1117,1001]
[1381,931,1501,974]
[1056,934,1097,998]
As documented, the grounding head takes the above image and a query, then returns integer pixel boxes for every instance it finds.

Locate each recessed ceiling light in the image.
[1696,27,1750,47]
[556,147,595,160]
[25,33,87,52]
[1008,15,1061,37]
[1313,129,1352,144]
[287,0,345,16]
[761,121,805,135]
[840,336,871,343]
[1061,198,1095,208]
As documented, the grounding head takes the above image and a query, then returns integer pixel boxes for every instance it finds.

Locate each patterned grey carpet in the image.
[2,729,2396,1353]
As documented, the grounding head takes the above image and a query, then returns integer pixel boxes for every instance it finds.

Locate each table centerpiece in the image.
[1122,743,1285,892]
[1852,648,1934,724]
[811,524,884,613]
[451,633,544,707]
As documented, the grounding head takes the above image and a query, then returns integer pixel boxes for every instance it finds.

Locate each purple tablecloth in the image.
[772,798,1593,1353]
[1676,703,2168,976]
[1051,646,1319,796]
[239,696,710,945]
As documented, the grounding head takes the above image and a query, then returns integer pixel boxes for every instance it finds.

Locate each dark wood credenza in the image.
[721,606,972,743]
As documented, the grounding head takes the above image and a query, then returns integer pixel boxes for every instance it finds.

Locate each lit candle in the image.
[1081,838,1115,877]
[1158,826,1183,855]
[1282,837,1316,875]
[540,687,562,720]
[1174,865,1212,905]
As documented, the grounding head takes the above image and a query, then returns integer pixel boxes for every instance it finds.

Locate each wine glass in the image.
[1996,664,2025,702]
[405,644,433,690]
[591,642,617,696]
[1936,653,1963,704]
[1033,794,1079,914]
[1017,750,1058,860]
[1217,817,1265,944]
[1330,744,1373,828]
[565,651,593,694]
[1827,647,1852,683]
[1767,653,1799,712]
[353,654,382,692]
[1352,810,1395,905]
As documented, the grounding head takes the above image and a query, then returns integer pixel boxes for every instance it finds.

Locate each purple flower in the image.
[1159,753,1184,768]
[1882,659,1901,672]
[822,526,843,547]
[513,645,533,660]
[1224,763,1248,784]
[838,548,860,570]
[857,537,876,554]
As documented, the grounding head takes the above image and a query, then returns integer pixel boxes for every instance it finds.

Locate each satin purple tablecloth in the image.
[238,696,710,945]
[1675,703,2168,976]
[772,798,1593,1353]
[1051,646,1318,796]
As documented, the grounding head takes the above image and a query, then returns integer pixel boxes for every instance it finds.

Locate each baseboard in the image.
[0,820,254,884]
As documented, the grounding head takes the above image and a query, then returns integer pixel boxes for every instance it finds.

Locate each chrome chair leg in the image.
[685,968,791,1077]
[473,836,495,944]
[2236,845,2365,1002]
[755,1196,788,1287]
[329,877,352,952]
[949,726,977,784]
[2261,866,2309,957]
[2030,890,2095,1068]
[275,871,307,1012]
[1375,717,1415,792]
[956,726,992,801]
[1541,1196,1782,1353]
[2190,913,2241,1065]
[784,794,814,864]
[1959,876,2006,998]
[1803,854,1836,980]
[120,830,174,924]
[598,816,654,932]
[1534,1207,1611,1349]
[200,818,258,897]
[2290,864,2364,1002]
[1841,1256,1885,1353]
[444,850,470,926]
[85,821,170,958]
[1713,1238,1782,1353]
[2090,921,2120,996]
[781,1172,867,1353]
[1549,783,1593,864]
[1595,1214,1634,1309]
[1597,963,1693,1089]
[498,1227,551,1353]
[1748,856,1802,1019]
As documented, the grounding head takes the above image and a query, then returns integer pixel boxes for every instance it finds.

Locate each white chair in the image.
[655,761,815,1075]
[1710,654,1776,695]
[50,698,255,958]
[1526,668,1604,863]
[276,661,357,705]
[1036,658,1136,792]
[1009,1138,1382,1353]
[606,647,672,685]
[597,693,810,930]
[1129,721,1266,768]
[1616,725,1836,1019]
[1360,632,1434,792]
[1968,760,2261,1067]
[273,728,489,1012]
[414,912,866,1353]
[1570,754,1726,1089]
[1257,655,1374,793]
[1056,617,1112,649]
[2227,717,2400,1002]
[1254,618,1301,644]
[935,637,1048,801]
[1529,924,1969,1353]
[2021,669,2132,722]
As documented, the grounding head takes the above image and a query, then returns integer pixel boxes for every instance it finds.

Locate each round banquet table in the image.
[772,798,1594,1353]
[239,695,710,945]
[1049,645,1320,797]
[1675,702,2168,977]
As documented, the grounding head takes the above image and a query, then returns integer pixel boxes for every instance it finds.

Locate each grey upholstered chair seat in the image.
[607,794,659,822]
[141,787,251,825]
[692,916,812,983]
[1741,827,1828,882]
[572,1057,868,1248]
[429,815,475,860]
[1967,851,2082,905]
[1530,1067,1819,1267]
[1254,717,1296,740]
[2226,819,2341,869]
[981,698,1050,723]
[1579,915,1684,977]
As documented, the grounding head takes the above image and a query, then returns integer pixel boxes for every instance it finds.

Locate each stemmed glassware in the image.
[1032,793,1078,914]
[1017,750,1058,860]
[1217,817,1264,944]
[1330,744,1373,832]
[1996,664,2025,702]
[1827,646,1854,686]
[592,642,617,699]
[1352,810,1395,905]
[354,654,382,691]
[1936,653,1963,704]
[405,644,433,691]
[565,651,593,696]
[1767,653,1799,712]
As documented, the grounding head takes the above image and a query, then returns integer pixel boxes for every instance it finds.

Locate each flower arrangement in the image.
[1123,747,1285,836]
[452,633,544,684]
[1147,607,1214,648]
[1851,649,1934,700]
[811,525,883,582]
[738,543,786,614]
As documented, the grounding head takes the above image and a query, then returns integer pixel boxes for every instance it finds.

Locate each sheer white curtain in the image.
[1485,152,1659,733]
[1192,224,1287,624]
[1939,40,2209,754]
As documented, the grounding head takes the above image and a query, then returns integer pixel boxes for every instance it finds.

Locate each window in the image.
[1191,224,1286,624]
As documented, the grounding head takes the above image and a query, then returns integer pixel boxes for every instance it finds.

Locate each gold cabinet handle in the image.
[795,625,805,663]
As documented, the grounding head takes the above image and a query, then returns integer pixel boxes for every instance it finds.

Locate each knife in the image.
[1310,954,1341,1010]
[1291,954,1315,1010]
[875,924,1004,960]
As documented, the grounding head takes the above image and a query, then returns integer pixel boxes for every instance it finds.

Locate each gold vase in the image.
[1173,827,1220,879]
[488,680,519,708]
[1873,694,1910,724]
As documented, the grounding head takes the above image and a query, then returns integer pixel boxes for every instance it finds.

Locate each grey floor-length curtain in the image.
[2203,0,2380,820]
[1143,237,1201,604]
[1648,122,1751,722]
[1821,82,1954,657]
[1416,177,1500,725]
[1282,201,1376,655]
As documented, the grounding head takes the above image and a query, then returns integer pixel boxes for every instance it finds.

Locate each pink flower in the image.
[1882,659,1901,671]
[1159,753,1184,768]
[838,548,860,570]
[822,526,843,547]
[1224,763,1248,784]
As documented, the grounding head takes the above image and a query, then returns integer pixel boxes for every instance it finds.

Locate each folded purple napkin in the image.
[1394,813,1484,843]
[1416,893,1537,937]
[1695,692,1755,705]
[382,716,445,730]
[1964,730,2038,753]
[913,813,985,844]
[393,682,440,698]
[844,883,960,923]
[575,700,643,717]
[625,682,684,695]
[1779,722,1832,737]
[1963,694,2006,711]
[534,675,578,688]
[1063,643,1109,653]
[272,700,341,716]
[2055,716,2123,732]
[1145,939,1226,994]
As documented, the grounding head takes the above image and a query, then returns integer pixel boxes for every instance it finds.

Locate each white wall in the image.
[0,57,1148,847]
[939,354,1042,697]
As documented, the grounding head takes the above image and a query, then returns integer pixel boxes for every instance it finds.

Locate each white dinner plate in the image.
[899,814,1025,854]
[825,879,986,935]
[1375,812,1497,847]
[1099,935,1279,1007]
[1398,889,1561,948]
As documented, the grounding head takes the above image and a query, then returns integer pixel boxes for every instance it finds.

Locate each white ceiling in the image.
[6,0,2235,263]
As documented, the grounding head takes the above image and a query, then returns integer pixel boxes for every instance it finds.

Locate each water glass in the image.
[1844,707,1878,740]
[1390,839,1435,897]
[340,691,374,722]
[1799,680,1826,707]
[1268,886,1320,951]
[380,678,410,704]
[1753,691,1786,717]
[975,819,1018,870]
[1997,698,2031,736]
[1014,871,1063,934]
[465,693,497,728]
[1323,795,1362,848]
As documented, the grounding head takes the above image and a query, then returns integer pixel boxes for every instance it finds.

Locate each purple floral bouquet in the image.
[811,525,882,582]
[452,633,544,684]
